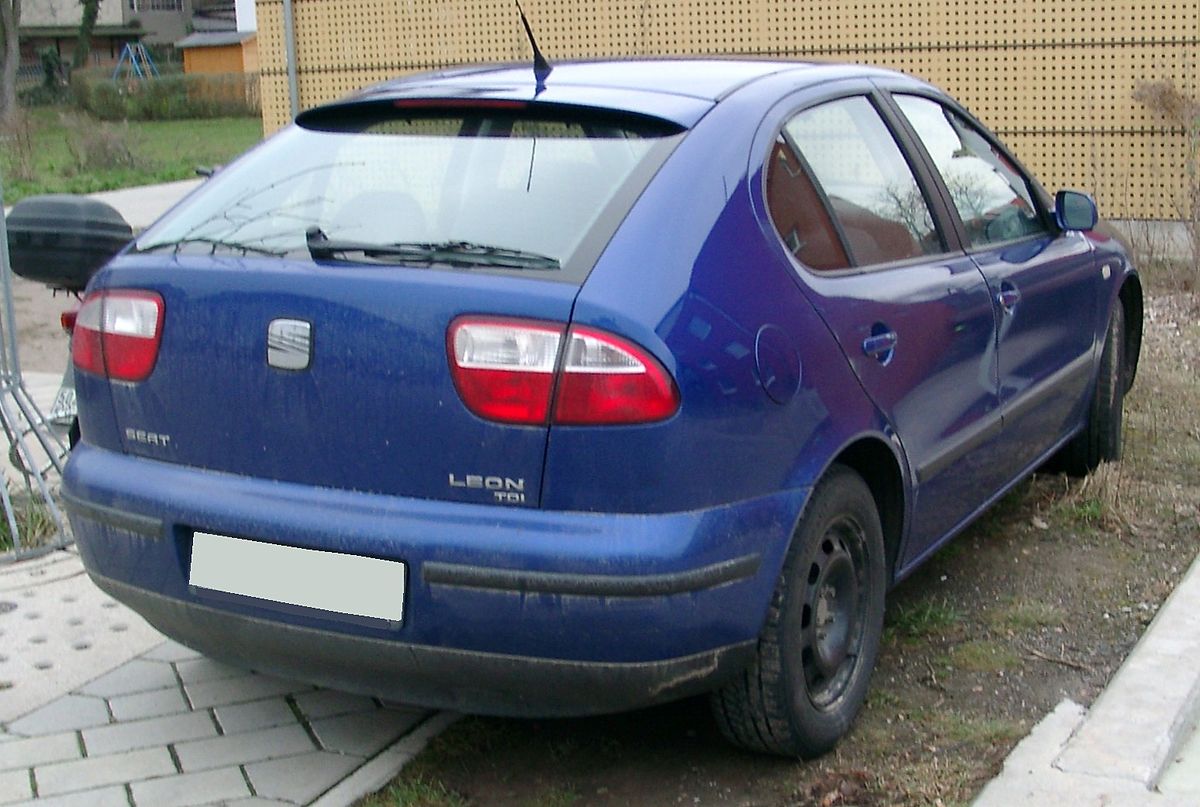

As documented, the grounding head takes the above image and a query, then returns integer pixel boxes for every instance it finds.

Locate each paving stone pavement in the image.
[0,548,453,806]
[1,178,458,804]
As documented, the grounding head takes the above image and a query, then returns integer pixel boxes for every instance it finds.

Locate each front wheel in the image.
[711,465,886,757]
[1060,303,1125,476]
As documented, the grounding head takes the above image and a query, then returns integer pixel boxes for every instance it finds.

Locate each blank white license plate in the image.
[189,531,406,623]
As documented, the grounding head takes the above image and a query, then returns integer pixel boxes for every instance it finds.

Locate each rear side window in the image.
[765,138,852,271]
[767,96,943,270]
[135,104,683,281]
[894,95,1049,248]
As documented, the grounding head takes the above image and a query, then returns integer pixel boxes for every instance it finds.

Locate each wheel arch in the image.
[828,437,906,585]
[1118,273,1144,393]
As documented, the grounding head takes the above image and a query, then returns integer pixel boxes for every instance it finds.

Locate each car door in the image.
[889,94,1102,480]
[762,92,1006,562]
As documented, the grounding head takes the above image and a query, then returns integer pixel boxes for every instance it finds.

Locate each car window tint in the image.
[783,96,941,267]
[765,138,851,271]
[894,95,1049,248]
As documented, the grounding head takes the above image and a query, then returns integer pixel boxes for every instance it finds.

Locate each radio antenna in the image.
[515,1,552,93]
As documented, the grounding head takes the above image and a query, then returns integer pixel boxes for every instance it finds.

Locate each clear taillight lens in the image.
[448,317,679,426]
[553,327,679,425]
[72,290,165,382]
[448,318,564,425]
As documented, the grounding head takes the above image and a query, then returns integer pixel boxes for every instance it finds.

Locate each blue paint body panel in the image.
[65,58,1138,716]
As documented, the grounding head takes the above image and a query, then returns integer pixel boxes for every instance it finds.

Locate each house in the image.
[18,0,143,71]
[18,0,240,72]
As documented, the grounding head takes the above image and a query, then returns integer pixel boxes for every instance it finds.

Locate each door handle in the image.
[862,328,898,364]
[997,282,1021,313]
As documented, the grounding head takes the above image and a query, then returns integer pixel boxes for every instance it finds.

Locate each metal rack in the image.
[0,173,70,560]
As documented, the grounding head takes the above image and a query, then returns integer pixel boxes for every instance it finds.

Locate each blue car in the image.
[64,59,1142,758]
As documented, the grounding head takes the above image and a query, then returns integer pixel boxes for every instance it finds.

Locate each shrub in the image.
[39,46,66,89]
[0,110,38,181]
[1133,79,1200,272]
[70,69,260,120]
[17,48,70,107]
[59,111,143,172]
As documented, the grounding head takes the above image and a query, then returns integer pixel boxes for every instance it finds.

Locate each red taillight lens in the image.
[447,318,679,426]
[553,326,680,425]
[71,290,165,382]
[448,318,564,425]
[60,308,78,334]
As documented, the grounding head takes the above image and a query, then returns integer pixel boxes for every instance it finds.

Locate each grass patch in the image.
[0,495,58,553]
[1,107,262,204]
[361,775,467,807]
[944,640,1021,673]
[987,598,1064,633]
[373,716,507,800]
[522,786,578,807]
[1043,463,1134,531]
[885,597,963,641]
[924,709,1026,749]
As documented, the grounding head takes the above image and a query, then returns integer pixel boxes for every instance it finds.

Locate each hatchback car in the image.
[63,59,1142,758]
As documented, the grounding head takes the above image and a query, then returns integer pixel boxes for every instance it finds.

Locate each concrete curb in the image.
[974,549,1200,805]
[1054,549,1200,787]
[310,712,460,806]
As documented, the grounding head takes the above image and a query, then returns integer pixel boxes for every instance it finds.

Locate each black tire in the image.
[710,465,886,758]
[1061,303,1125,476]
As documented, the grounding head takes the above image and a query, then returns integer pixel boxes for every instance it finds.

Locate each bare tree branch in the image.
[0,0,21,123]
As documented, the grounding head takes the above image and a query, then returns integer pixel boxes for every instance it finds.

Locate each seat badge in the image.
[267,319,313,370]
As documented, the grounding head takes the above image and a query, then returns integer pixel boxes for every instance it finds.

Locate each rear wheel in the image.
[711,465,885,758]
[1060,303,1125,476]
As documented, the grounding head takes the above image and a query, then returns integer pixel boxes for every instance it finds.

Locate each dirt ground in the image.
[366,285,1200,807]
[9,274,75,374]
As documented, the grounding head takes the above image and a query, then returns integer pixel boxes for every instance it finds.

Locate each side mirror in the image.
[1054,190,1098,232]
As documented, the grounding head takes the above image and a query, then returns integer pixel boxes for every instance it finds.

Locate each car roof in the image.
[378,59,814,101]
[326,59,909,128]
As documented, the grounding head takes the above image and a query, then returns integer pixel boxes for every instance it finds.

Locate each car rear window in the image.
[135,102,684,282]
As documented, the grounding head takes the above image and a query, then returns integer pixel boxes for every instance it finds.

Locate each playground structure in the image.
[111,42,161,81]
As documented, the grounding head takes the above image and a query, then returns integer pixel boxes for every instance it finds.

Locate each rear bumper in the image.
[64,445,807,716]
[89,570,756,716]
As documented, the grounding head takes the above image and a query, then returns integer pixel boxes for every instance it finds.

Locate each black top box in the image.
[6,195,132,292]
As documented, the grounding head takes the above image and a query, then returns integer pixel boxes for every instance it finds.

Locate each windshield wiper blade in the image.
[305,228,560,270]
[136,237,286,257]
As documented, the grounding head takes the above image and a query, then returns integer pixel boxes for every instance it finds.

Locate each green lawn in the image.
[2,107,263,204]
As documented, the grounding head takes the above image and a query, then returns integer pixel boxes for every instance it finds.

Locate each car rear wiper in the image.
[135,237,286,257]
[304,228,560,271]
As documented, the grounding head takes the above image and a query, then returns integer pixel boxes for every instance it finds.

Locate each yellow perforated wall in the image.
[255,0,1198,220]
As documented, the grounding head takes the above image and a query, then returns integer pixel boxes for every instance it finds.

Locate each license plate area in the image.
[188,531,406,627]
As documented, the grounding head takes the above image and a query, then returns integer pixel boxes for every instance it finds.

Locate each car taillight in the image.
[448,318,563,425]
[553,326,680,425]
[71,290,165,382]
[448,317,679,426]
[60,308,78,334]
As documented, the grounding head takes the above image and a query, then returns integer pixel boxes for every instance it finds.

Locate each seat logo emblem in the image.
[267,319,312,370]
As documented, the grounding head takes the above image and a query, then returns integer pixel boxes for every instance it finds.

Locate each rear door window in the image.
[768,96,944,269]
[893,95,1049,248]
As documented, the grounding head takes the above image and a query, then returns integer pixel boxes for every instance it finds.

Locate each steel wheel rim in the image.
[800,516,869,710]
